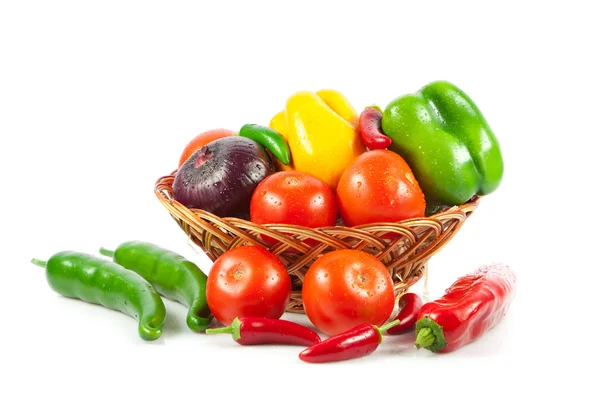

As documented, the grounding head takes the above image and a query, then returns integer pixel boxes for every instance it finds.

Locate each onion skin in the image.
[173,136,274,219]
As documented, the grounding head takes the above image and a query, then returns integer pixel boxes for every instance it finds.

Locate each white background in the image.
[1,1,597,399]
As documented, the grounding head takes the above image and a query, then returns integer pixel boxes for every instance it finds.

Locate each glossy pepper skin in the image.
[386,292,423,335]
[239,124,291,165]
[358,106,392,150]
[269,89,366,188]
[206,317,321,346]
[381,81,504,206]
[99,241,211,332]
[415,263,516,353]
[299,320,400,363]
[31,252,166,341]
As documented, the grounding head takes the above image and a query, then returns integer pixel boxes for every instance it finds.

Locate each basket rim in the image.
[154,169,481,233]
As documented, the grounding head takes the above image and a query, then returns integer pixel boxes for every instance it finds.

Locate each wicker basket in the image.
[155,171,479,313]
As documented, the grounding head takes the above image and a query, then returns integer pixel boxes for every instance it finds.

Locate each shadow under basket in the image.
[155,172,480,313]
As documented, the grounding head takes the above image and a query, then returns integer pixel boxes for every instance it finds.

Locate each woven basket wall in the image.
[155,172,479,313]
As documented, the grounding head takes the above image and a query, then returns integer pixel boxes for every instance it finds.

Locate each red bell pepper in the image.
[298,319,400,363]
[414,263,517,353]
[206,317,321,346]
[386,292,423,335]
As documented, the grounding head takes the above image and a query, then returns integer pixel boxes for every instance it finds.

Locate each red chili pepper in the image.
[298,319,400,363]
[358,106,392,149]
[414,263,517,353]
[205,317,321,346]
[386,292,423,335]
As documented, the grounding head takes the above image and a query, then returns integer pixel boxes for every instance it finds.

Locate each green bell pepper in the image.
[381,81,504,206]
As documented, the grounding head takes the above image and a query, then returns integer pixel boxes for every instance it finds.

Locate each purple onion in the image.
[173,136,274,219]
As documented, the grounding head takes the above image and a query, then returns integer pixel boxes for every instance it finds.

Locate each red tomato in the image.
[206,246,291,325]
[178,128,236,167]
[250,171,337,247]
[336,150,426,227]
[302,249,395,336]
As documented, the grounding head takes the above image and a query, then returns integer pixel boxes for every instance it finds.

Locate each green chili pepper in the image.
[99,241,212,332]
[31,251,166,341]
[240,123,291,165]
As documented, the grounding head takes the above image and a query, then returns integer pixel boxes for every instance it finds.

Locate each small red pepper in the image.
[298,319,400,363]
[358,106,392,149]
[205,317,321,346]
[386,292,423,335]
[414,263,517,353]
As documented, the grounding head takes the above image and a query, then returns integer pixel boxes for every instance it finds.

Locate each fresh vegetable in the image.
[178,128,236,168]
[269,89,366,188]
[31,252,166,341]
[99,241,211,333]
[386,292,423,335]
[358,106,391,149]
[206,316,321,346]
[239,124,291,166]
[415,263,516,353]
[302,249,395,336]
[173,136,274,219]
[336,149,426,227]
[206,246,291,325]
[382,81,504,206]
[298,320,400,363]
[250,171,337,247]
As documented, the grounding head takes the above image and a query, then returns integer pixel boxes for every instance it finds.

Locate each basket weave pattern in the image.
[155,172,479,313]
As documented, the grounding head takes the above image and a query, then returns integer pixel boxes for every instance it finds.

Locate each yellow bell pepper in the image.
[269,89,366,188]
